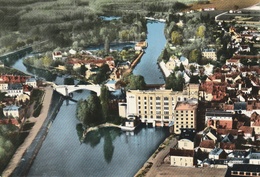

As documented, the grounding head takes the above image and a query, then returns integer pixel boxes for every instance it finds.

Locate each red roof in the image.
[199,140,215,149]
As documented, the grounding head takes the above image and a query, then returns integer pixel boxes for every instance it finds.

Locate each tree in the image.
[165,73,185,91]
[126,75,146,90]
[100,85,109,121]
[196,25,206,38]
[171,31,183,45]
[189,49,202,63]
[104,36,110,55]
[80,64,87,76]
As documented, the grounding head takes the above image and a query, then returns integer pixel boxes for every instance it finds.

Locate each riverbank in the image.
[2,86,53,177]
[134,134,177,177]
[83,123,120,137]
[134,134,227,177]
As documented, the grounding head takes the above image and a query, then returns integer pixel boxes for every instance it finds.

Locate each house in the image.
[202,48,217,61]
[178,128,196,150]
[69,49,77,55]
[0,81,8,91]
[52,51,62,60]
[238,126,254,140]
[6,83,23,97]
[209,148,227,160]
[205,110,233,129]
[249,152,260,165]
[170,148,194,167]
[26,77,37,88]
[199,140,215,152]
[135,41,147,51]
[165,55,179,71]
[3,105,21,118]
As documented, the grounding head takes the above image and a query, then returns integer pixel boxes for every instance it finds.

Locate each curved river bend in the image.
[12,21,169,177]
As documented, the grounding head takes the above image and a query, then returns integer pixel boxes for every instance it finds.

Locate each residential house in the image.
[205,110,233,129]
[209,148,227,160]
[178,128,196,150]
[238,126,254,141]
[170,148,194,167]
[3,105,22,118]
[199,140,215,152]
[6,83,23,97]
[249,152,260,165]
[26,77,37,88]
[202,48,217,61]
[52,51,63,60]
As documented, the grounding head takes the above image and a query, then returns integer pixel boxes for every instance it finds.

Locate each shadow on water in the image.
[25,65,57,81]
[76,124,122,164]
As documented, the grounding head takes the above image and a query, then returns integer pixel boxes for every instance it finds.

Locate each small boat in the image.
[120,115,141,131]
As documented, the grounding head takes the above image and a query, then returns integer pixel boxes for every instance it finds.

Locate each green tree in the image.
[126,74,146,90]
[100,85,109,121]
[165,73,184,91]
[189,49,202,63]
[171,31,183,45]
[196,25,206,38]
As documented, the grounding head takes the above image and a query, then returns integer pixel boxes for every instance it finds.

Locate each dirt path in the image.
[2,86,53,177]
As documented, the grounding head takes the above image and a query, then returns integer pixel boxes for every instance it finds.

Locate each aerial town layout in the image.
[0,1,260,177]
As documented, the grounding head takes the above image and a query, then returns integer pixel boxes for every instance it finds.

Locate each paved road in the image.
[2,87,54,177]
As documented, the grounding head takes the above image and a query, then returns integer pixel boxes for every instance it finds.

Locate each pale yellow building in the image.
[174,101,198,134]
[170,149,194,167]
[125,84,199,128]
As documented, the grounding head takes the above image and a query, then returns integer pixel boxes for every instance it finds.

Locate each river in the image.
[133,21,166,85]
[11,21,169,177]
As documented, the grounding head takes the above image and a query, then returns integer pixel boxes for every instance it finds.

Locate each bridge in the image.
[54,84,101,96]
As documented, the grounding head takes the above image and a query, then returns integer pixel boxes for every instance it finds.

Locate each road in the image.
[2,86,54,177]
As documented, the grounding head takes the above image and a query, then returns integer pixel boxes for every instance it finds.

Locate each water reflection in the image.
[78,127,122,164]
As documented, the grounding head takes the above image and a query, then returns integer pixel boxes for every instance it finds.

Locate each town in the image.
[0,1,260,177]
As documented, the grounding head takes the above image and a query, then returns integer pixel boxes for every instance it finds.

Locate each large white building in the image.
[122,84,199,131]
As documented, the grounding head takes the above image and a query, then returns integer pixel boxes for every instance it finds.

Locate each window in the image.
[138,96,140,100]
[164,116,169,119]
[164,102,169,105]
[164,97,169,101]
[144,97,147,100]
[164,107,169,110]
[156,97,160,100]
[156,115,161,119]
[181,114,183,117]
[150,97,153,100]
[156,102,161,105]
[176,114,178,116]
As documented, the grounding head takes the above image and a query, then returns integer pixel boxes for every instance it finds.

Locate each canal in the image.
[11,21,169,177]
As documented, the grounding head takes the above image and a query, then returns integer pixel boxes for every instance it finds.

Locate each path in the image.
[2,86,53,177]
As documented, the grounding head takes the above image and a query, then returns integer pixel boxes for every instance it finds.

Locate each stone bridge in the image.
[54,84,101,96]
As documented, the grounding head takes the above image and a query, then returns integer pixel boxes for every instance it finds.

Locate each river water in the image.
[11,21,169,177]
[133,21,166,85]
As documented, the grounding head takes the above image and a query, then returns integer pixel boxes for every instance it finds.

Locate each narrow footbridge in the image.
[54,84,101,96]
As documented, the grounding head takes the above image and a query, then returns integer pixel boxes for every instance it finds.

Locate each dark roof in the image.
[234,102,247,110]
[179,128,196,141]
[170,148,194,157]
[205,110,233,117]
[199,140,215,149]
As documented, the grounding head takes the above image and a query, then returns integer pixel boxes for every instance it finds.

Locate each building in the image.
[3,105,21,118]
[6,83,23,97]
[209,148,227,160]
[26,77,37,88]
[205,110,233,129]
[170,148,194,167]
[178,128,196,150]
[125,84,199,128]
[202,48,217,61]
[174,100,198,134]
